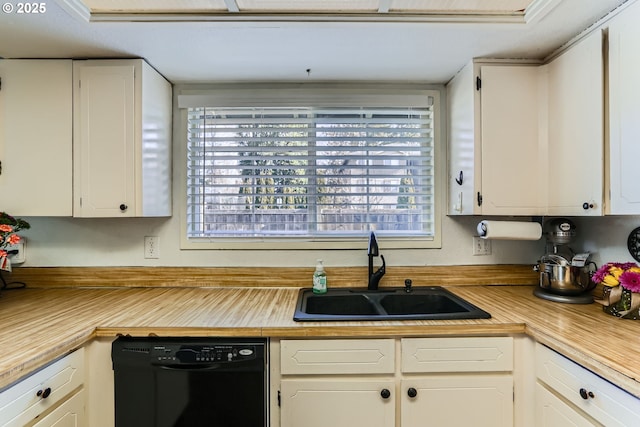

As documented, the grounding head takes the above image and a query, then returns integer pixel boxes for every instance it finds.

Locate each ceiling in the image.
[0,0,629,84]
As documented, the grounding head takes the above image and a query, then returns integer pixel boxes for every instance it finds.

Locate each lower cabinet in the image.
[535,383,599,426]
[535,343,640,427]
[278,337,514,427]
[280,379,396,427]
[33,389,85,427]
[0,348,85,427]
[401,375,513,427]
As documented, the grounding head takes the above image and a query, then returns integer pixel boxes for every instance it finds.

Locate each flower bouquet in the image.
[594,262,640,319]
[0,212,30,273]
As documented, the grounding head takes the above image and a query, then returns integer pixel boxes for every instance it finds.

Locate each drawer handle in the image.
[380,389,391,399]
[407,387,417,398]
[579,388,595,400]
[36,387,52,399]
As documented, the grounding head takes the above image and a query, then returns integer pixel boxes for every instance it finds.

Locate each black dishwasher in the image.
[112,336,268,427]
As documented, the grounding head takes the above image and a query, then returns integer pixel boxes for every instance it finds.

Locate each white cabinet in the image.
[544,30,604,216]
[279,339,396,427]
[32,390,85,427]
[73,59,172,217]
[447,61,544,215]
[0,59,73,216]
[278,337,514,427]
[401,376,513,427]
[535,343,640,427]
[280,379,396,427]
[0,348,85,427]
[400,337,513,427]
[448,31,605,217]
[535,383,599,426]
[607,0,640,214]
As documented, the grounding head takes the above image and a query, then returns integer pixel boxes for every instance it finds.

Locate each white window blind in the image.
[186,104,435,240]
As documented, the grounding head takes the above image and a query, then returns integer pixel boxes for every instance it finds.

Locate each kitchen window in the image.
[179,85,442,249]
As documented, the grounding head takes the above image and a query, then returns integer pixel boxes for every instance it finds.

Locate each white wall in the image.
[574,216,640,266]
[16,214,544,268]
[17,211,637,269]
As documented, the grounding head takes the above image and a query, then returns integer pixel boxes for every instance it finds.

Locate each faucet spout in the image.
[367,232,385,290]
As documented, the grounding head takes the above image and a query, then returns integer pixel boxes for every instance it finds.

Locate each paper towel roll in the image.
[476,220,542,240]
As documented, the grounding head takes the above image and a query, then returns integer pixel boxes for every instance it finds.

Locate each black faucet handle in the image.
[377,255,386,273]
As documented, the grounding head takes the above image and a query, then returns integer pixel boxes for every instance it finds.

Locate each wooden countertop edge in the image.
[0,328,97,392]
[526,324,640,399]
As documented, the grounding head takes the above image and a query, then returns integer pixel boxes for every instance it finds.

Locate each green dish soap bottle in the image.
[312,259,327,294]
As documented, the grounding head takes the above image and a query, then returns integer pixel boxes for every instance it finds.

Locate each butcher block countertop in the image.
[1,265,639,400]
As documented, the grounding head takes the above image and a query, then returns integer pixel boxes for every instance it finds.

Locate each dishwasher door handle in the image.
[156,363,224,371]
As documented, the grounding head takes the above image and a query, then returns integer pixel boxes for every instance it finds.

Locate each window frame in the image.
[176,83,444,250]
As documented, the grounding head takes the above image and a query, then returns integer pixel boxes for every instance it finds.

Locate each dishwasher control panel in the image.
[114,337,266,366]
[154,343,258,364]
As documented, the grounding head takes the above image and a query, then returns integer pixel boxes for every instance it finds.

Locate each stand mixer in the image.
[533,218,597,304]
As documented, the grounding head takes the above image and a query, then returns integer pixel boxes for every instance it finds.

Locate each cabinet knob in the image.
[36,387,52,399]
[119,204,128,212]
[582,202,594,210]
[579,388,594,400]
[407,387,417,398]
[380,389,391,399]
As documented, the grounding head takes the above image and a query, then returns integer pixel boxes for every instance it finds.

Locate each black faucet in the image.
[367,231,386,290]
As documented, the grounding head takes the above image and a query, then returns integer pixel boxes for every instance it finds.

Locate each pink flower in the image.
[7,234,20,245]
[0,224,13,233]
[0,249,6,257]
[620,271,640,293]
[592,263,610,284]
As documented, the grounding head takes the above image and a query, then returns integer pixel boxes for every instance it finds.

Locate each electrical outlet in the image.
[472,236,491,256]
[6,240,26,264]
[144,236,159,259]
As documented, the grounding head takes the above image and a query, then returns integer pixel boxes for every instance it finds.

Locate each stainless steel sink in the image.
[293,286,491,321]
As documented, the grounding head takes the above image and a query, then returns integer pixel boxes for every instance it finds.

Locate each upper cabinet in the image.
[447,61,544,216]
[73,59,172,217]
[544,30,604,216]
[448,30,605,217]
[0,60,73,216]
[608,0,640,215]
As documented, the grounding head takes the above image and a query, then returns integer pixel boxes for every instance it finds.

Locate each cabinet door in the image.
[535,383,599,427]
[32,389,85,427]
[479,65,544,215]
[73,62,135,217]
[280,379,395,427]
[608,0,640,214]
[447,61,478,215]
[546,30,603,216]
[401,375,513,427]
[0,60,72,216]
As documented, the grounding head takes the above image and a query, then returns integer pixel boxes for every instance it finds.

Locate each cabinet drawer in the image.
[401,337,513,373]
[280,339,395,375]
[536,343,640,427]
[0,348,85,427]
